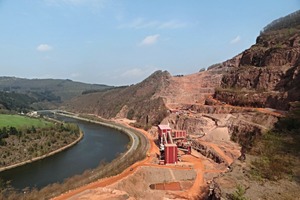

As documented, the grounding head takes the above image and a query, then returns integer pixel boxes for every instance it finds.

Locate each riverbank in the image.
[47,112,150,199]
[55,111,140,158]
[0,111,149,199]
[52,117,154,200]
[0,130,83,173]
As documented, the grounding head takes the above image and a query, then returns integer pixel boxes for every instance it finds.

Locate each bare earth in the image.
[53,115,241,200]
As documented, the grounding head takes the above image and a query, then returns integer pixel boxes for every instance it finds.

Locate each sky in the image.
[0,1,299,86]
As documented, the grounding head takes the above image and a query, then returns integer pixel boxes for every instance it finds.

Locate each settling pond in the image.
[0,114,130,190]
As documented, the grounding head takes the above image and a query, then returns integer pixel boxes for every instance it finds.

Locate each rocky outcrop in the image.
[207,53,242,70]
[229,121,263,151]
[228,112,278,151]
[164,113,215,135]
[214,89,291,110]
[191,139,225,164]
[213,25,300,110]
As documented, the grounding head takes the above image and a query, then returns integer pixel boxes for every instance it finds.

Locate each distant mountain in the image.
[0,77,113,111]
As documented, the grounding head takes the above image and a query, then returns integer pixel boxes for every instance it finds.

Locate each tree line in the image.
[262,10,300,34]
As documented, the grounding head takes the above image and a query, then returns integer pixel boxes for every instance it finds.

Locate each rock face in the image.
[213,19,300,110]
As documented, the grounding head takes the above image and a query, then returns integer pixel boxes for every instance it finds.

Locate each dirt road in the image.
[53,121,158,200]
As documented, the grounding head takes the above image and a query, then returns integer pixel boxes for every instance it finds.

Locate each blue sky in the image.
[0,1,299,86]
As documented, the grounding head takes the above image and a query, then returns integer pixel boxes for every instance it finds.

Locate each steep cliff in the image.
[214,10,300,110]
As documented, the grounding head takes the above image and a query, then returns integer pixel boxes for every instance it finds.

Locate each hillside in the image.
[0,77,113,111]
[213,10,300,110]
[64,67,228,128]
[0,92,36,112]
[64,71,171,128]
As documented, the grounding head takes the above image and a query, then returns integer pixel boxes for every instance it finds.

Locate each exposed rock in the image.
[190,139,225,164]
[207,53,242,70]
[116,105,129,118]
[162,113,215,135]
[215,25,300,110]
[228,112,278,151]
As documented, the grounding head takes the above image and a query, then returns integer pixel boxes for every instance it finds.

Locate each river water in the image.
[0,115,130,190]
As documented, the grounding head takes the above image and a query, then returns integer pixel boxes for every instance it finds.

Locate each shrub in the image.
[250,102,300,181]
[229,185,248,200]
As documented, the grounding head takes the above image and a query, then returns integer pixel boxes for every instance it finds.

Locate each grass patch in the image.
[228,185,248,200]
[250,131,296,181]
[0,114,52,129]
[249,102,300,181]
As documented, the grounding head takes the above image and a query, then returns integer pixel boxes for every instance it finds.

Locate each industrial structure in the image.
[158,124,191,164]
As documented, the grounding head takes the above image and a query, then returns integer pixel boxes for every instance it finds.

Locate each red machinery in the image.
[158,124,191,164]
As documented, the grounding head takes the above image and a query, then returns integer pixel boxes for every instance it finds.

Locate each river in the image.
[0,115,130,190]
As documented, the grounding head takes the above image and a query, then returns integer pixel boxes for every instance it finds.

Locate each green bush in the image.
[230,185,248,200]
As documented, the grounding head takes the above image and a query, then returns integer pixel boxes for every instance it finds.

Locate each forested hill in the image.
[0,77,112,101]
[0,77,113,111]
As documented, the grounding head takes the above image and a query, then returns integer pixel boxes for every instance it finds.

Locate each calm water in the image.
[0,115,129,190]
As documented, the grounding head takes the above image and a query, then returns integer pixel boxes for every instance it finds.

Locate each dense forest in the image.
[0,92,36,112]
[0,122,80,167]
[0,77,114,111]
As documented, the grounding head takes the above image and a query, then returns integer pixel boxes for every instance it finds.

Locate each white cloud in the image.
[37,44,53,52]
[118,18,187,30]
[139,34,160,46]
[230,35,241,44]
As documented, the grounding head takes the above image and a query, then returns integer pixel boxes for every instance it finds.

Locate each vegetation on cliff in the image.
[262,10,300,33]
[65,70,170,129]
[214,10,300,110]
[250,102,300,181]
